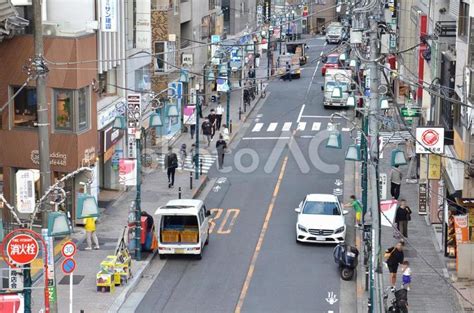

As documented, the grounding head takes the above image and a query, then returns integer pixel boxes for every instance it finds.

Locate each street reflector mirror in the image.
[345,145,361,161]
[326,131,342,149]
[48,212,71,237]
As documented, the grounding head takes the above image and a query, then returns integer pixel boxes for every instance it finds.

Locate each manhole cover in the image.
[58,275,84,285]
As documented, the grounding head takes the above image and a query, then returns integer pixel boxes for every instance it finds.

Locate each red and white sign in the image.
[5,234,39,265]
[0,293,24,313]
[61,241,77,258]
[380,199,398,227]
[416,127,445,154]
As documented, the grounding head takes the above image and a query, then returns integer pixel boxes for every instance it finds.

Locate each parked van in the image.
[155,199,210,259]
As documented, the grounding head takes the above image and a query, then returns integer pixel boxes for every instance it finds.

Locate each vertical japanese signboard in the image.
[15,170,35,214]
[127,94,141,159]
[101,0,117,32]
[418,182,427,215]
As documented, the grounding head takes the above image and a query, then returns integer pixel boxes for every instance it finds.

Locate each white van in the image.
[154,199,210,259]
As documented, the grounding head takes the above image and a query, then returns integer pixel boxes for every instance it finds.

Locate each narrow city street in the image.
[133,38,351,313]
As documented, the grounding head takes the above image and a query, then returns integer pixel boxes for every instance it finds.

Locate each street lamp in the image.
[345,144,362,161]
[380,97,390,110]
[149,113,163,127]
[326,130,342,149]
[76,193,100,218]
[113,116,126,129]
[331,87,343,98]
[346,95,356,107]
[47,212,71,237]
[391,148,407,166]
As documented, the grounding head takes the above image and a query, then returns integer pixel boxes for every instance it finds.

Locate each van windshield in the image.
[303,201,341,215]
[160,215,199,244]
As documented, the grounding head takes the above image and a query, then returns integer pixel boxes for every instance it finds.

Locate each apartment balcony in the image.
[435,21,456,38]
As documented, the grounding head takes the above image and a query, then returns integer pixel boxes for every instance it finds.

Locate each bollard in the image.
[230,120,233,133]
[200,159,203,176]
[179,187,182,199]
[239,107,242,121]
[190,171,193,189]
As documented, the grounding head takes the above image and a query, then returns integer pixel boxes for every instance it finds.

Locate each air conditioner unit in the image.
[43,22,60,36]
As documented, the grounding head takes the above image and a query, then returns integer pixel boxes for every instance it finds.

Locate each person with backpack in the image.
[395,199,412,238]
[384,242,404,290]
[201,118,212,147]
[164,146,178,188]
[215,134,227,169]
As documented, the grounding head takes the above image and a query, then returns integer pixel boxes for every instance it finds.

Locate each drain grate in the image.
[58,275,84,285]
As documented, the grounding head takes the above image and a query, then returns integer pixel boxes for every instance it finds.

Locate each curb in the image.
[191,175,209,199]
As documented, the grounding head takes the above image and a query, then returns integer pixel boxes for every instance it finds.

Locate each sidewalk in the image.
[30,57,268,313]
[356,144,463,312]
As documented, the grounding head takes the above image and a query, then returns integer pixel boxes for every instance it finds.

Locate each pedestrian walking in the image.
[179,143,187,169]
[84,217,100,250]
[164,146,178,188]
[395,199,412,238]
[190,144,197,168]
[215,104,224,130]
[216,134,227,169]
[285,61,292,81]
[187,110,196,139]
[220,124,230,143]
[401,260,412,291]
[345,195,363,227]
[390,164,402,199]
[208,109,217,139]
[255,52,260,68]
[405,139,417,182]
[201,118,212,147]
[384,242,404,290]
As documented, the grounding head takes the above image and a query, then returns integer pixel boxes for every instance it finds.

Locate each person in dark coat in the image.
[164,146,178,188]
[385,242,404,289]
[215,135,227,169]
[208,109,217,139]
[201,118,212,147]
[395,199,412,238]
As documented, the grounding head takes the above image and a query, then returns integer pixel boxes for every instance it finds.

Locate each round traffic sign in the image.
[61,241,77,258]
[61,258,76,274]
[6,234,39,265]
[421,129,439,147]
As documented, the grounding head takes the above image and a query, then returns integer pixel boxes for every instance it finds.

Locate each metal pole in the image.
[135,134,142,261]
[195,92,200,180]
[267,29,272,79]
[226,62,231,126]
[69,272,73,313]
[241,46,245,114]
[368,13,382,313]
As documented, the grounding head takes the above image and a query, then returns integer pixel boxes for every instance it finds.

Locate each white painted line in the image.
[341,127,351,132]
[301,115,341,119]
[252,123,264,132]
[300,135,314,139]
[242,137,291,140]
[297,122,307,131]
[267,122,278,132]
[282,122,292,131]
[312,122,321,131]
[296,104,305,123]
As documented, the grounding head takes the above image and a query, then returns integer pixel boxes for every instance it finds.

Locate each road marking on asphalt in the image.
[312,122,321,131]
[296,104,305,123]
[235,156,289,313]
[282,122,292,131]
[252,123,264,132]
[301,115,341,119]
[341,127,351,132]
[299,135,315,139]
[242,136,291,140]
[217,209,240,234]
[267,122,278,132]
[297,122,306,131]
[209,208,223,234]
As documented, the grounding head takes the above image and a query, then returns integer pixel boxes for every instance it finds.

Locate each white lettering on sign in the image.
[31,150,67,166]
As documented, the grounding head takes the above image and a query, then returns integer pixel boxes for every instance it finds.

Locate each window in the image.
[459,2,469,38]
[302,201,341,215]
[209,0,215,10]
[154,42,176,73]
[199,208,205,225]
[469,18,474,67]
[53,87,90,132]
[12,86,37,128]
[97,69,117,97]
[154,42,165,72]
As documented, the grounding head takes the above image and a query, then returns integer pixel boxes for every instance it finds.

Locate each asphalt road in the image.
[136,37,352,313]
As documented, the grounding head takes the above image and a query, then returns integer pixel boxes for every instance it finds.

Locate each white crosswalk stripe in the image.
[282,122,292,131]
[156,154,217,174]
[252,123,264,132]
[312,122,321,131]
[297,122,306,131]
[267,122,278,132]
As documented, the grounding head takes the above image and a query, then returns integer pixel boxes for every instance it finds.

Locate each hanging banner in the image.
[418,182,428,215]
[380,199,398,227]
[15,170,36,214]
[428,154,441,180]
[136,0,151,48]
[101,0,118,32]
[119,159,137,186]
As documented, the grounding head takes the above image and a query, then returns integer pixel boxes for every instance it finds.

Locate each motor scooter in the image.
[333,244,359,281]
[383,287,408,313]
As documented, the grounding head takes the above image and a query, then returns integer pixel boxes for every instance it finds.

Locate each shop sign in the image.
[104,127,123,161]
[182,53,193,67]
[0,294,24,313]
[98,100,124,130]
[9,268,23,291]
[127,134,137,159]
[31,151,67,166]
[119,159,137,186]
[418,181,428,215]
[101,0,117,32]
[428,154,441,180]
[135,0,151,49]
[112,149,123,171]
[380,199,398,227]
[415,127,445,154]
[454,215,469,244]
[15,170,35,214]
[379,173,387,200]
[127,94,142,129]
[82,147,96,166]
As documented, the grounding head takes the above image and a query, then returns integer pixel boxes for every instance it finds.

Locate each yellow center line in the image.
[234,156,289,313]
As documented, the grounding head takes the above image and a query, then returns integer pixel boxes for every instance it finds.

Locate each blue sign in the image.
[61,258,76,274]
[168,82,183,99]
[211,35,221,43]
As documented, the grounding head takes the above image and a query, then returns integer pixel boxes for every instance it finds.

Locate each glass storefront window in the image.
[78,87,89,131]
[12,86,37,128]
[54,89,73,131]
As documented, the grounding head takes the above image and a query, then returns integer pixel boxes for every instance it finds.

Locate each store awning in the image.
[443,145,464,195]
[0,0,29,42]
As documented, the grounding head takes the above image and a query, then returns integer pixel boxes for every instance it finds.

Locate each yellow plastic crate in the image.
[162,230,180,243]
[180,230,198,243]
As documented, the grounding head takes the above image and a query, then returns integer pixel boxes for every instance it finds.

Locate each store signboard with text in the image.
[415,127,445,154]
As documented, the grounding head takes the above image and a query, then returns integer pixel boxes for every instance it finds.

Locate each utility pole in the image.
[226,61,231,126]
[195,91,200,180]
[33,1,55,313]
[367,12,383,313]
[135,130,142,261]
[241,46,246,112]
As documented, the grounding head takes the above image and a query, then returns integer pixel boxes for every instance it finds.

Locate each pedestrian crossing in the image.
[156,154,217,174]
[249,121,351,134]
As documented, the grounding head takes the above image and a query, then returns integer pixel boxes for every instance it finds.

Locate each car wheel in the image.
[196,253,202,260]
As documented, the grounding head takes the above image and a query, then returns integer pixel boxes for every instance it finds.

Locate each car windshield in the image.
[327,56,339,64]
[302,201,341,215]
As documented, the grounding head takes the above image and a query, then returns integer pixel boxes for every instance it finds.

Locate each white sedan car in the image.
[295,194,348,244]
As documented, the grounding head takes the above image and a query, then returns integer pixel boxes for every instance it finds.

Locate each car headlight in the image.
[297,224,308,232]
[335,226,345,234]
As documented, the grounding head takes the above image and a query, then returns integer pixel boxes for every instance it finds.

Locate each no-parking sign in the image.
[415,127,445,154]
